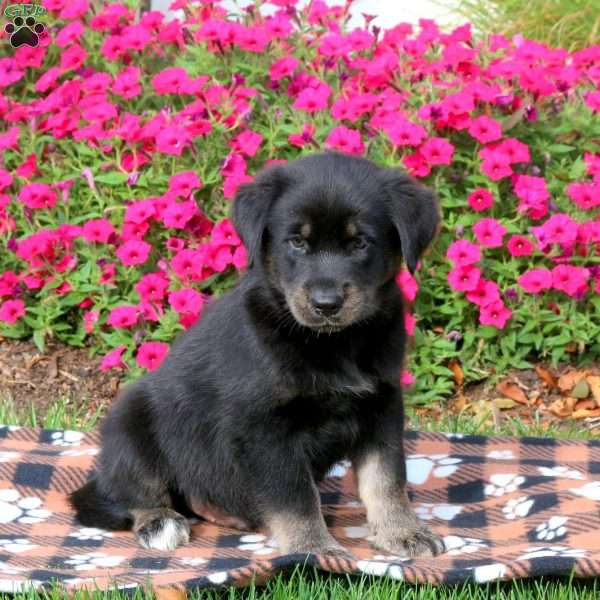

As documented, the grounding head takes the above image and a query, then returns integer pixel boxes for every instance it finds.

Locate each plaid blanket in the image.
[0,425,599,594]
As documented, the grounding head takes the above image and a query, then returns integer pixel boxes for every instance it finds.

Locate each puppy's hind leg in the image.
[132,508,190,551]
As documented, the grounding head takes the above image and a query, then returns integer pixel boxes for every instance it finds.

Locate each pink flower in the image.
[231,130,263,157]
[401,369,415,386]
[171,248,203,281]
[552,265,590,297]
[211,219,241,246]
[473,218,506,248]
[289,123,316,148]
[507,235,533,257]
[135,273,169,303]
[496,138,530,164]
[514,175,550,219]
[480,150,512,181]
[18,183,57,210]
[136,341,169,371]
[82,219,114,244]
[156,126,191,156]
[420,137,454,166]
[466,280,500,306]
[585,90,600,113]
[384,119,427,147]
[112,66,142,99]
[532,213,578,250]
[479,301,511,329]
[100,346,127,371]
[116,240,151,266]
[168,171,202,198]
[269,57,299,81]
[325,126,364,155]
[467,188,494,212]
[60,44,87,72]
[446,240,481,266]
[168,288,203,315]
[152,67,190,94]
[107,305,138,329]
[0,299,25,324]
[162,201,198,229]
[448,265,481,292]
[292,84,331,113]
[468,116,502,144]
[566,182,599,211]
[0,169,13,192]
[518,268,552,294]
[396,269,418,301]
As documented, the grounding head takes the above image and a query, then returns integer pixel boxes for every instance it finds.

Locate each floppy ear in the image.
[379,170,441,273]
[231,165,288,267]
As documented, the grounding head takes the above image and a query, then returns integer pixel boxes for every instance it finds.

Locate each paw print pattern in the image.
[570,481,600,501]
[444,535,488,555]
[4,16,45,48]
[63,552,125,571]
[68,528,114,541]
[538,466,585,480]
[502,495,534,520]
[0,538,37,553]
[0,451,20,463]
[178,557,208,567]
[237,533,276,556]
[487,450,515,460]
[518,546,586,560]
[414,503,463,521]
[535,516,568,541]
[484,473,525,497]
[59,448,99,457]
[406,454,462,485]
[0,489,51,524]
[51,430,84,446]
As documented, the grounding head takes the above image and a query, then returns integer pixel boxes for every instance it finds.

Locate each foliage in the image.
[440,0,600,51]
[0,0,599,404]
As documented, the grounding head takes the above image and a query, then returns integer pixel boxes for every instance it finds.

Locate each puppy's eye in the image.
[351,236,369,251]
[289,236,309,251]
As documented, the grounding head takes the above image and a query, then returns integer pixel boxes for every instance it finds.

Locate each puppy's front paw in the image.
[133,508,191,551]
[371,523,445,558]
[283,536,354,560]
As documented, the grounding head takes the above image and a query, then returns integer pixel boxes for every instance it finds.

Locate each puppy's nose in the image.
[310,289,344,316]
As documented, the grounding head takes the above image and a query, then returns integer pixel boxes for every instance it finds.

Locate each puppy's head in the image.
[232,153,439,332]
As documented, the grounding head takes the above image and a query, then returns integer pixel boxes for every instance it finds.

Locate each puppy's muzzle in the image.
[309,287,344,317]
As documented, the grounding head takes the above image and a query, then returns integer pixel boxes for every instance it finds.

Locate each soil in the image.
[0,338,121,417]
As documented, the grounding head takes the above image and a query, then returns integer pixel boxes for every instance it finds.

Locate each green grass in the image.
[1,399,599,599]
[437,0,600,51]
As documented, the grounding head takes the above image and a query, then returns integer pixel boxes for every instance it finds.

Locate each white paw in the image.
[0,489,51,524]
[484,474,525,497]
[535,516,568,541]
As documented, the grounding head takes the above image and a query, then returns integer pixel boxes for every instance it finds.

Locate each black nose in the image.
[310,289,344,316]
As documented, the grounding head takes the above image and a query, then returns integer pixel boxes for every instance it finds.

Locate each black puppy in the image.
[70,152,443,558]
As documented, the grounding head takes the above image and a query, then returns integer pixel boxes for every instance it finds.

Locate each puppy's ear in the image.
[379,170,440,273]
[231,165,288,267]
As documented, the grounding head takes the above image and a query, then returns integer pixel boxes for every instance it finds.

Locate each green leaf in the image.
[32,330,45,353]
[94,172,129,185]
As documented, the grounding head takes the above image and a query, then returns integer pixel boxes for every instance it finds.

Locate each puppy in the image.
[70,152,443,558]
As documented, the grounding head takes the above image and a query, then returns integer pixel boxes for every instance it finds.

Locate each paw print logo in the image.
[237,533,277,556]
[414,503,463,521]
[51,430,84,446]
[538,466,585,480]
[0,537,37,553]
[63,552,125,571]
[406,454,462,485]
[4,16,45,48]
[487,449,515,460]
[518,546,586,560]
[502,495,534,520]
[484,473,525,497]
[68,527,114,541]
[535,516,568,541]
[444,535,488,555]
[0,489,51,524]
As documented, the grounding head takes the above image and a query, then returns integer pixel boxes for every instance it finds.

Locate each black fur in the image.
[70,152,440,554]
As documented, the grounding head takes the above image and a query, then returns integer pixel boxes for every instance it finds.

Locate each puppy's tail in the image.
[69,479,133,531]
